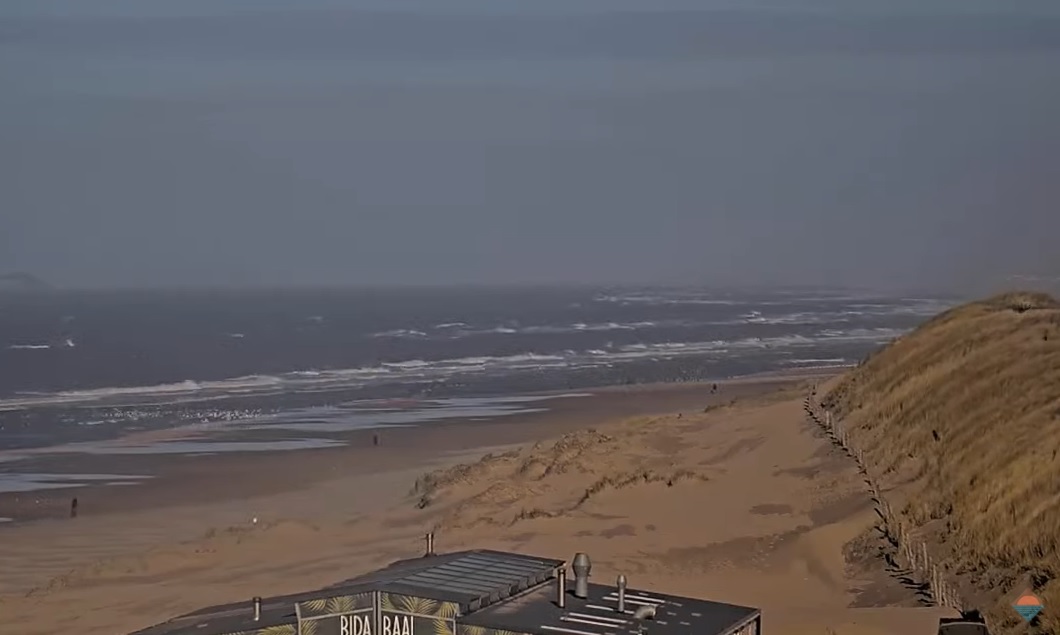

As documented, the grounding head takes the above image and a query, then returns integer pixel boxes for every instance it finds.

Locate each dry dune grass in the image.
[820,292,1060,633]
[410,424,713,530]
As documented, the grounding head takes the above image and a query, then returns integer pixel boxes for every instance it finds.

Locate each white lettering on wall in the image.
[381,613,414,635]
[339,613,372,635]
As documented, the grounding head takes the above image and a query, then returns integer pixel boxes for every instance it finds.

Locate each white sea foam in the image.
[49,439,344,456]
[7,344,51,350]
[367,297,955,340]
[780,357,849,365]
[378,319,691,340]
[0,473,150,494]
[372,329,428,338]
[0,328,904,411]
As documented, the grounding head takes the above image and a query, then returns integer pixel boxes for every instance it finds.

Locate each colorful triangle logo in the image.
[1013,593,1043,623]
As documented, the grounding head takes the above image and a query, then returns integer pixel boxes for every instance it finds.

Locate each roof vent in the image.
[252,597,262,621]
[556,566,567,608]
[425,531,435,557]
[572,553,591,599]
[633,605,656,620]
[617,575,627,613]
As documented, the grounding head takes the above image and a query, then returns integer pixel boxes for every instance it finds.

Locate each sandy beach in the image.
[0,376,953,635]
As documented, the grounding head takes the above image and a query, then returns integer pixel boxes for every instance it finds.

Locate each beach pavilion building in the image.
[131,545,762,635]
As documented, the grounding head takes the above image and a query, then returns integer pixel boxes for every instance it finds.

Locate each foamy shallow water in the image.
[0,473,150,494]
[251,401,556,433]
[50,438,346,456]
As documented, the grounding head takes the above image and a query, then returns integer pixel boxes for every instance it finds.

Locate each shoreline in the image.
[0,363,855,452]
[0,374,829,525]
[0,364,953,635]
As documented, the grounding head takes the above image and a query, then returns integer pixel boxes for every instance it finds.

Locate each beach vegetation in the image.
[821,292,1060,634]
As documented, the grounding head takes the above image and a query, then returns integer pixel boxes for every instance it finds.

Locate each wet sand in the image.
[0,382,765,522]
[0,374,954,635]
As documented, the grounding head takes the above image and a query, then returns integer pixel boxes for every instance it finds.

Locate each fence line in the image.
[802,385,965,613]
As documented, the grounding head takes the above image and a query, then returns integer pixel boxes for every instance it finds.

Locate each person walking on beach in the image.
[70,497,78,519]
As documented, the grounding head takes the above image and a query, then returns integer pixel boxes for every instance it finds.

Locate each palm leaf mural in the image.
[303,598,330,615]
[399,595,437,615]
[437,602,459,619]
[300,620,319,635]
[459,625,487,635]
[258,625,298,635]
[327,595,356,614]
[432,618,455,635]
[381,593,398,612]
[495,629,522,635]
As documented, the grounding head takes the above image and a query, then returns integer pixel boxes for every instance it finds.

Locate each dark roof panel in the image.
[127,550,758,635]
[460,582,759,635]
[361,550,563,609]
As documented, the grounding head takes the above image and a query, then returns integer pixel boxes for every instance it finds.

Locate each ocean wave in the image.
[594,291,956,313]
[779,357,849,365]
[372,329,429,338]
[365,299,955,340]
[0,326,904,411]
[6,338,76,351]
[370,320,670,339]
[594,292,742,306]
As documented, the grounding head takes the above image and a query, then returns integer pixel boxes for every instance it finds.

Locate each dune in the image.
[814,291,1060,634]
[1,376,959,635]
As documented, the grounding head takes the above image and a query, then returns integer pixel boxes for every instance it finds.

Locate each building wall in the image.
[726,615,761,635]
[380,591,460,635]
[244,590,464,635]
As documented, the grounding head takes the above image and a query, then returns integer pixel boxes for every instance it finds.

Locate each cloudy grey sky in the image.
[2,0,1059,291]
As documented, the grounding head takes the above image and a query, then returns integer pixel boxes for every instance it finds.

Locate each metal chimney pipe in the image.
[253,597,262,621]
[556,567,567,608]
[571,553,591,599]
[617,574,627,613]
[425,531,435,556]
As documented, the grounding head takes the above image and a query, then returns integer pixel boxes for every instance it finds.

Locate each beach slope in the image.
[819,291,1060,634]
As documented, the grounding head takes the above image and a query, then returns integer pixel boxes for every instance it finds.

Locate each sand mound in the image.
[821,292,1060,634]
[410,424,712,529]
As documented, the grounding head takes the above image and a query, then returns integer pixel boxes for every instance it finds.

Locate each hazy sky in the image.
[3,0,1059,291]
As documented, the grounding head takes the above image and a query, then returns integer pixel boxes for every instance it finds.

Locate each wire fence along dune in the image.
[804,389,965,612]
[805,292,1060,635]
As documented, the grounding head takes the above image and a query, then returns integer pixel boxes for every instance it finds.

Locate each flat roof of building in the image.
[130,550,565,635]
[129,549,760,635]
[461,581,759,635]
[329,549,564,611]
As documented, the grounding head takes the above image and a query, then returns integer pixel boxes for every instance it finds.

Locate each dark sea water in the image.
[0,287,957,452]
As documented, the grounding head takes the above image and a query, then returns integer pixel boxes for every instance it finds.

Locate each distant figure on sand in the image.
[70,497,78,519]
[711,383,718,394]
[373,433,380,447]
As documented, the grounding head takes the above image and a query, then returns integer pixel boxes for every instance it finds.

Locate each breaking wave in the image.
[367,299,949,340]
[0,326,902,411]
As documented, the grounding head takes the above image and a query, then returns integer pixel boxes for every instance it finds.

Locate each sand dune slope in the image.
[821,292,1060,634]
[404,390,950,634]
